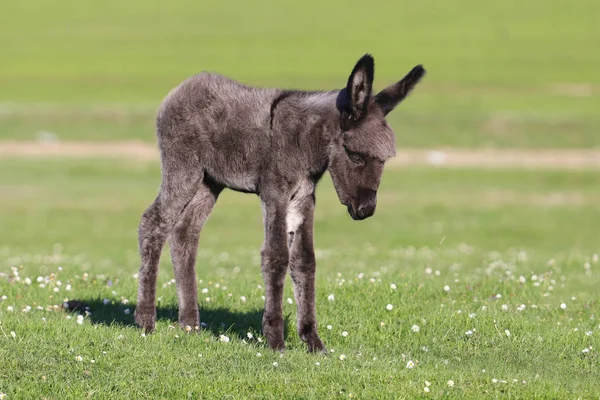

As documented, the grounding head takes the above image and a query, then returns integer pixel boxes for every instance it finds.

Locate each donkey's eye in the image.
[345,148,366,165]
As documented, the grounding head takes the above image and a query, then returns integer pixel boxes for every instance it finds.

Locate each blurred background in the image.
[0,0,599,262]
[1,0,598,147]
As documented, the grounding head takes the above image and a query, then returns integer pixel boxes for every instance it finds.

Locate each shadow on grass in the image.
[64,299,291,341]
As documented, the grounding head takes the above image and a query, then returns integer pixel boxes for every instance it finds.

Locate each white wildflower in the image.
[287,298,293,304]
[386,304,393,311]
[247,332,253,339]
[327,324,332,330]
[10,331,16,338]
[505,329,511,337]
[77,315,84,325]
[560,303,567,309]
[447,380,455,387]
[339,354,346,361]
[75,356,83,362]
[406,360,415,369]
[443,285,450,292]
[341,331,349,337]
[411,325,420,333]
[390,283,397,290]
[219,335,230,343]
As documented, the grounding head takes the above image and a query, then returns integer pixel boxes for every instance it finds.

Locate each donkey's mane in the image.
[268,90,339,130]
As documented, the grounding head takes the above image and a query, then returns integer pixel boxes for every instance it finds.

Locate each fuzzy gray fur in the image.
[134,54,426,352]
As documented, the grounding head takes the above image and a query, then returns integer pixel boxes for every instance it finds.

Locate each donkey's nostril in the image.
[357,204,375,219]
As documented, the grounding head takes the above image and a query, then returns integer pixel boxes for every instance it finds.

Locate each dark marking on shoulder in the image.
[269,91,295,130]
[270,90,333,130]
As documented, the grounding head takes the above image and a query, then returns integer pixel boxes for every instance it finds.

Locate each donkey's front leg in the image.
[260,200,289,351]
[288,196,326,353]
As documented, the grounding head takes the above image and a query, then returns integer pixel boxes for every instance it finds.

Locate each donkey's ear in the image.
[374,64,425,115]
[345,54,375,120]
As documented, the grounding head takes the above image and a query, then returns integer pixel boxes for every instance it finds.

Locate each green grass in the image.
[1,159,599,398]
[1,0,599,147]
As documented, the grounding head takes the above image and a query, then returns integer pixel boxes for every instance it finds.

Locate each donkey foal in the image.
[134,54,426,352]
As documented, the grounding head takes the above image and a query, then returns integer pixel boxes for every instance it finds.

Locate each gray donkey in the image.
[134,54,426,352]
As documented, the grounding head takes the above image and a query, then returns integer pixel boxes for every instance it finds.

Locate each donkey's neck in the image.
[270,90,341,177]
[280,90,341,135]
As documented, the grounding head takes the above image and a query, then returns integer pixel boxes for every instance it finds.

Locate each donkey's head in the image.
[328,54,426,220]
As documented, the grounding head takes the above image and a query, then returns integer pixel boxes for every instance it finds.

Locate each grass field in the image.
[1,0,599,398]
[1,160,599,398]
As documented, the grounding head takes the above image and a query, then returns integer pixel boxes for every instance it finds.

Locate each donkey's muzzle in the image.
[347,203,376,220]
[357,204,376,219]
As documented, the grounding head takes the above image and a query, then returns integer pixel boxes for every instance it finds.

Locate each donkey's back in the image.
[158,72,276,138]
[156,72,279,193]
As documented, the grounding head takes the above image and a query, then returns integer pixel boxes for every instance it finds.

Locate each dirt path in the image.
[1,141,599,169]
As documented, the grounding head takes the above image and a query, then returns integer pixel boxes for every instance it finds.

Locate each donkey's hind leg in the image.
[169,180,222,330]
[134,154,203,333]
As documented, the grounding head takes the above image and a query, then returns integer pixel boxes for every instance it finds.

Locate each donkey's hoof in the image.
[269,340,286,352]
[265,334,286,352]
[179,321,201,333]
[178,309,200,333]
[307,338,327,354]
[134,308,156,333]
